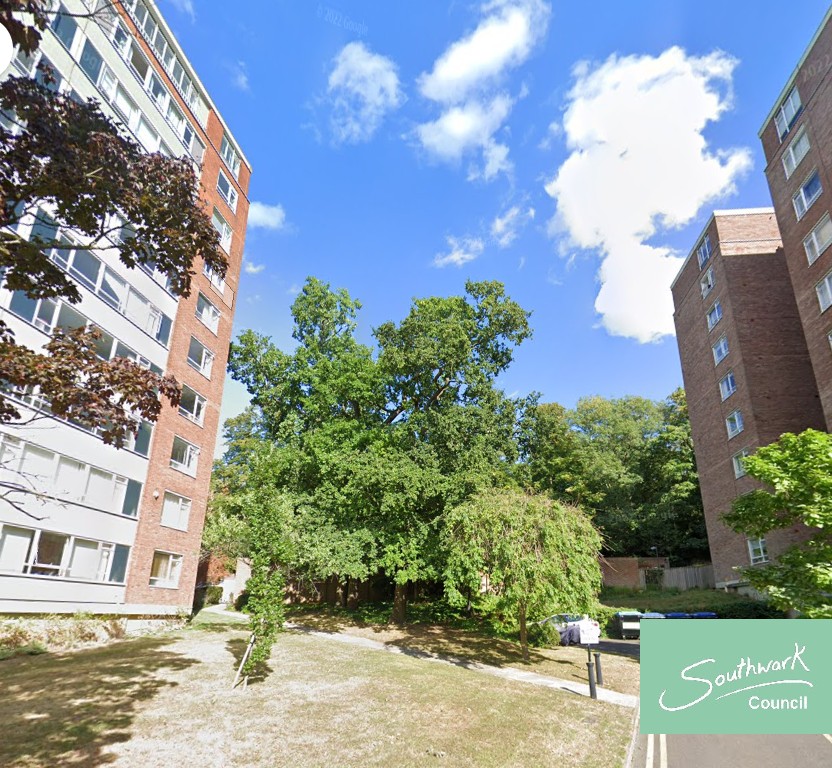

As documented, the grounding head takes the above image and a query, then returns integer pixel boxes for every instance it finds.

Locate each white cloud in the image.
[229,61,250,92]
[248,202,287,231]
[167,0,195,22]
[414,1,549,181]
[491,205,535,247]
[327,42,403,144]
[243,260,265,275]
[433,235,485,268]
[418,0,550,103]
[416,95,513,178]
[544,47,753,343]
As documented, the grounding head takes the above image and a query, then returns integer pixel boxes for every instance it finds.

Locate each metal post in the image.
[586,660,597,700]
[594,651,603,687]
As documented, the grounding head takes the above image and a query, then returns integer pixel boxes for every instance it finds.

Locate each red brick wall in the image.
[761,11,832,427]
[119,1,251,609]
[672,212,822,585]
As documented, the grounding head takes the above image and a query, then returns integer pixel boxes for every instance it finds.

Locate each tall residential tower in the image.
[0,0,250,615]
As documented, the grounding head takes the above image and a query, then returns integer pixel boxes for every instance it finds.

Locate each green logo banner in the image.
[640,619,832,734]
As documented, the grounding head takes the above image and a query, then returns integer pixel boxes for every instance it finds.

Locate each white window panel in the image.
[179,385,206,426]
[211,208,232,252]
[216,170,238,213]
[203,263,226,295]
[220,134,241,178]
[696,235,712,269]
[712,336,729,365]
[170,436,199,476]
[0,526,34,572]
[188,336,214,378]
[150,550,183,587]
[804,214,832,265]
[67,539,102,580]
[20,444,55,485]
[748,537,769,565]
[733,448,750,479]
[817,271,832,312]
[726,410,744,439]
[196,292,220,334]
[783,127,810,179]
[706,301,723,331]
[56,456,87,502]
[161,492,191,531]
[775,86,802,140]
[700,267,715,299]
[793,170,822,220]
[719,371,737,401]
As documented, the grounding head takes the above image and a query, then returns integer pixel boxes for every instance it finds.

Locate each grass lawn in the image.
[0,612,635,768]
[599,587,771,614]
[288,607,640,697]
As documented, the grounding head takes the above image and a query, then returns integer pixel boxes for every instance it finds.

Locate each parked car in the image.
[542,614,601,646]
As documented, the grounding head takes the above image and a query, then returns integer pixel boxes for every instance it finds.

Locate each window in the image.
[170,436,199,476]
[196,292,220,334]
[187,337,214,378]
[696,235,712,269]
[0,524,130,582]
[733,448,750,479]
[706,301,723,331]
[149,550,183,588]
[211,208,232,252]
[719,371,737,401]
[203,263,226,295]
[50,6,78,51]
[712,335,729,365]
[747,537,769,565]
[700,267,715,299]
[726,410,744,439]
[793,170,822,220]
[179,385,206,426]
[216,170,238,213]
[804,214,832,265]
[783,127,810,178]
[775,86,802,140]
[0,434,142,515]
[220,134,241,178]
[816,271,832,312]
[78,40,104,82]
[161,492,191,531]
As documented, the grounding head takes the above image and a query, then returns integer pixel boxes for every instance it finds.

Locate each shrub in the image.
[205,585,224,606]
[527,620,561,648]
[716,601,786,619]
[234,590,250,613]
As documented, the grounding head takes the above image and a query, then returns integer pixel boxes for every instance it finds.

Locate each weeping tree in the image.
[443,489,602,661]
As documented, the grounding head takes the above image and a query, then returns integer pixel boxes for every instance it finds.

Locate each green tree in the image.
[443,490,602,661]
[224,277,532,623]
[723,429,832,618]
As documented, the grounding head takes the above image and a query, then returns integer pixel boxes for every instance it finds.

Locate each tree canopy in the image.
[723,429,832,617]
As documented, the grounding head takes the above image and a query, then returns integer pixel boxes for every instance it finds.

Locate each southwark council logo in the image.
[640,619,832,734]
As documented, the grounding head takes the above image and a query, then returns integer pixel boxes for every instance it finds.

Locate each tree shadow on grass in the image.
[0,636,199,767]
[225,636,273,686]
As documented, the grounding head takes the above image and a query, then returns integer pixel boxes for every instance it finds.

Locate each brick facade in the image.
[671,211,824,586]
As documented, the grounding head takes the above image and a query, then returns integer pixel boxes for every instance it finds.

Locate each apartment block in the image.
[759,6,832,427]
[0,0,251,614]
[671,211,825,588]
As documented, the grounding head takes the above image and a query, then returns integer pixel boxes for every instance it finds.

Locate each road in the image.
[630,732,832,767]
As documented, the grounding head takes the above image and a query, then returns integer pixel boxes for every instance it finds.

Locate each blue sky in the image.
[160,0,831,447]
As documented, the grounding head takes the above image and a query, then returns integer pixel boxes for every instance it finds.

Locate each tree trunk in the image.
[347,578,359,609]
[392,582,408,625]
[341,577,350,608]
[325,575,337,609]
[519,603,529,662]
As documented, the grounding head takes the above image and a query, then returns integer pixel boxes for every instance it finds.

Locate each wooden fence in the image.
[639,563,715,591]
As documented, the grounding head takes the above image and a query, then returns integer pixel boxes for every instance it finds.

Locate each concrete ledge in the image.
[0,600,187,617]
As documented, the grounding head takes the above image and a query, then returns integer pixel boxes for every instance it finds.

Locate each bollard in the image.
[594,651,604,687]
[586,661,597,700]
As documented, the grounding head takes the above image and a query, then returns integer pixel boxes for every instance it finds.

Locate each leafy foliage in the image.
[723,429,832,617]
[443,490,602,660]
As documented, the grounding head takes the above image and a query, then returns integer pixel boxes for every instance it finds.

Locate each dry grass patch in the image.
[291,611,640,697]
[0,621,634,768]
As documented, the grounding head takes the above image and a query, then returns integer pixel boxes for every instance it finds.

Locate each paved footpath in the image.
[285,622,638,708]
